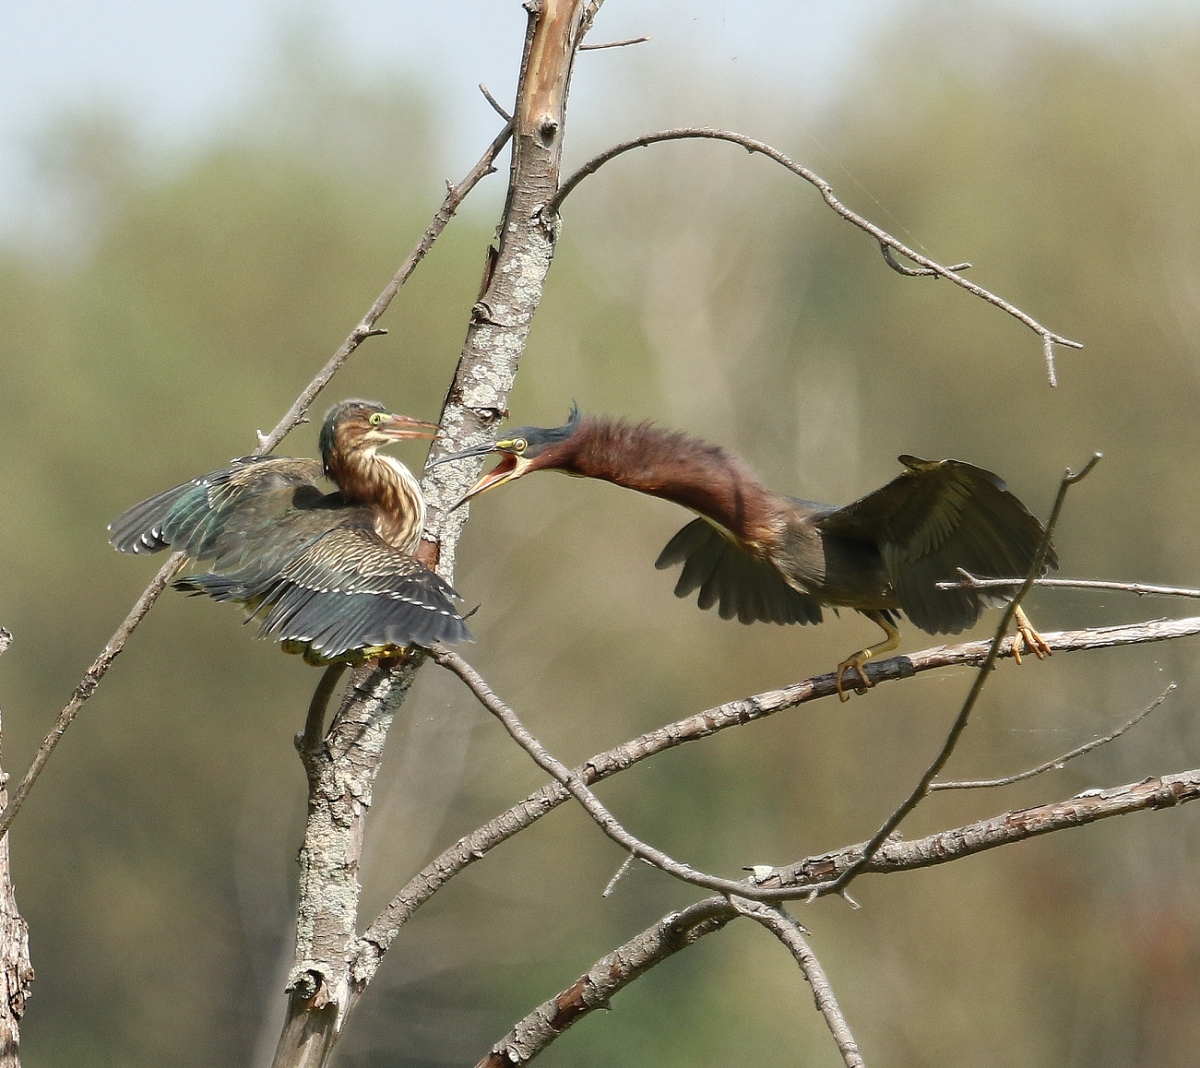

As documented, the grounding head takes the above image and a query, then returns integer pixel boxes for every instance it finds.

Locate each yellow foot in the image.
[834,655,874,702]
[1011,605,1052,665]
[834,611,902,701]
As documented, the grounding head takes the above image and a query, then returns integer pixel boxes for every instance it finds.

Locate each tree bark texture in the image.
[0,630,33,1068]
[270,3,593,1065]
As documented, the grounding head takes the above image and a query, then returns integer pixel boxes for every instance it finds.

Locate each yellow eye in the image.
[369,412,387,426]
[511,438,528,454]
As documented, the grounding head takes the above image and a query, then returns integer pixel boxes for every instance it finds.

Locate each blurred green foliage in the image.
[2,8,1200,1068]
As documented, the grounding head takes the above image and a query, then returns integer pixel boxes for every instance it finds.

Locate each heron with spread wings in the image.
[110,399,469,664]
[434,406,1054,698]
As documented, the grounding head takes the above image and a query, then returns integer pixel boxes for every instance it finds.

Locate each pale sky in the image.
[0,0,1191,235]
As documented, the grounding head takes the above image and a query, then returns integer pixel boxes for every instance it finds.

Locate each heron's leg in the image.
[1011,604,1051,665]
[835,611,901,702]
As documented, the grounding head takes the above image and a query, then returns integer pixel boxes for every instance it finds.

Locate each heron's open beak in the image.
[377,414,440,441]
[429,443,532,509]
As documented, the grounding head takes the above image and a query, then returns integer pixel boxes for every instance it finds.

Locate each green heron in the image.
[434,407,1055,698]
[110,399,470,664]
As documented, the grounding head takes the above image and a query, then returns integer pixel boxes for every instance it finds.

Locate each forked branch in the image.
[551,127,1083,385]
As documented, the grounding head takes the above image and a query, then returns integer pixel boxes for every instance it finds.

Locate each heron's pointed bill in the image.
[430,441,533,510]
[376,414,440,441]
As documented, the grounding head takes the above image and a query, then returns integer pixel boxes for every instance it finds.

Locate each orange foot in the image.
[1011,605,1052,665]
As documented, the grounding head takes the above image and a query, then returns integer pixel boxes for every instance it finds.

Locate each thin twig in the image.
[602,853,636,897]
[731,897,865,1068]
[827,454,1101,895]
[882,243,970,276]
[939,572,1200,600]
[296,663,349,766]
[551,127,1082,385]
[479,83,512,123]
[0,122,515,842]
[474,896,734,1068]
[430,645,773,899]
[256,117,514,454]
[357,611,1200,959]
[758,768,1200,896]
[579,35,650,50]
[931,684,1174,791]
[0,552,183,839]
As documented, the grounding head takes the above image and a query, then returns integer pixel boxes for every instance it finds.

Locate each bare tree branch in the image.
[276,4,599,1060]
[474,896,735,1068]
[730,897,865,1068]
[0,629,33,1068]
[759,769,1200,895]
[469,763,1200,1068]
[0,554,183,839]
[931,684,1174,791]
[940,571,1200,600]
[550,127,1083,385]
[0,119,515,845]
[579,35,650,50]
[356,611,1200,964]
[828,454,1099,895]
[430,645,775,900]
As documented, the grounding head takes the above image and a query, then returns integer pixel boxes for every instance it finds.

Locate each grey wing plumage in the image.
[108,456,325,569]
[655,517,824,626]
[176,526,470,657]
[819,456,1055,634]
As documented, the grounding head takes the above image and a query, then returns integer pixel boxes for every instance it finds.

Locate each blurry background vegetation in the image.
[1,2,1200,1066]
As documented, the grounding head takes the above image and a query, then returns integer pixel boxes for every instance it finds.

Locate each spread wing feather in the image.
[108,456,327,569]
[819,456,1055,634]
[175,526,469,657]
[655,517,824,626]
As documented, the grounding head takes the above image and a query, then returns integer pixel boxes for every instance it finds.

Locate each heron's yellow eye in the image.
[369,412,387,426]
[510,438,528,454]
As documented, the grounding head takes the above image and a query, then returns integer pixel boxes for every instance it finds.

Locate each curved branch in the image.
[474,896,735,1068]
[0,121,515,844]
[730,897,865,1068]
[931,684,1174,791]
[760,768,1200,895]
[551,127,1082,385]
[431,646,772,900]
[355,611,1200,973]
[828,454,1098,894]
[471,764,1200,1067]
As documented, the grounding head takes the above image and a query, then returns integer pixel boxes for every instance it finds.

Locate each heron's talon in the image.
[1012,605,1051,663]
[834,657,873,702]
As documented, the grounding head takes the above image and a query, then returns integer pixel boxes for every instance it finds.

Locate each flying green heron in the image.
[434,407,1055,698]
[110,399,470,664]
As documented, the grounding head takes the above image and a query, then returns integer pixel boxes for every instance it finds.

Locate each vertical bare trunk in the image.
[269,4,592,1065]
[0,629,33,1068]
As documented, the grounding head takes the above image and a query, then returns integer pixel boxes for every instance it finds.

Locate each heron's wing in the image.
[109,456,328,570]
[175,524,470,658]
[655,518,824,626]
[818,456,1055,634]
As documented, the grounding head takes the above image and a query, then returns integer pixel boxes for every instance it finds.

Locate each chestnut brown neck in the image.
[549,417,783,545]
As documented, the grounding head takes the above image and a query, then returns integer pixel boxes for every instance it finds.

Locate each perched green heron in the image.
[110,399,470,664]
[434,407,1055,698]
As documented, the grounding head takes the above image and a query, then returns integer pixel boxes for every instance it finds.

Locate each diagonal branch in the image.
[475,764,1200,1068]
[551,127,1082,385]
[355,611,1200,969]
[474,896,735,1068]
[931,684,1174,791]
[758,768,1200,895]
[827,454,1100,895]
[0,117,515,843]
[430,646,773,899]
[730,897,865,1068]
